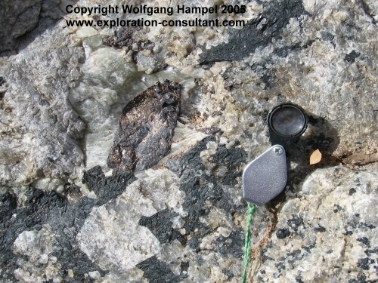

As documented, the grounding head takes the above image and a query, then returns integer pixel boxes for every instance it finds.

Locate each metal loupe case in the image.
[242,145,287,205]
[268,103,308,147]
[242,103,309,205]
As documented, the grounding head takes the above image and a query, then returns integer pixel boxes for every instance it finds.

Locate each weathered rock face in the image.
[1,0,378,282]
[0,25,86,187]
[0,0,73,55]
[0,0,42,54]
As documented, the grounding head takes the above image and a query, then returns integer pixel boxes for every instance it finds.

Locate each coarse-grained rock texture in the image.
[249,166,378,282]
[1,0,378,282]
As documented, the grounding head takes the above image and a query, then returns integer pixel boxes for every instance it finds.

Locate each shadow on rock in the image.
[268,109,340,205]
[0,0,79,56]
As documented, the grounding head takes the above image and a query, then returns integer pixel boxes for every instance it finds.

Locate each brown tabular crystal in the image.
[107,80,181,171]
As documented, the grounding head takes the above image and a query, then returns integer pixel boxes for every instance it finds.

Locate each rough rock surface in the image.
[0,168,135,282]
[0,23,86,186]
[251,166,378,282]
[0,0,42,54]
[1,0,378,282]
[0,0,75,55]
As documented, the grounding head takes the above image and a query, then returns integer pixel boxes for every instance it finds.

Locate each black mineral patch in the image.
[357,257,373,270]
[348,272,368,283]
[333,204,342,213]
[200,126,222,135]
[0,76,5,86]
[82,166,135,203]
[296,275,304,283]
[108,80,181,172]
[273,44,301,58]
[199,0,307,63]
[166,136,209,176]
[250,61,277,88]
[187,226,214,253]
[287,249,304,265]
[166,137,247,257]
[321,31,335,42]
[211,143,247,186]
[214,231,244,258]
[261,252,275,263]
[276,228,290,239]
[359,222,376,230]
[287,215,303,232]
[364,247,378,256]
[136,256,186,283]
[349,188,357,195]
[82,165,105,192]
[344,50,360,63]
[139,209,186,245]
[223,269,235,280]
[0,167,134,282]
[275,260,286,272]
[314,225,326,233]
[302,244,315,253]
[103,26,141,48]
[273,40,315,58]
[181,261,189,273]
[0,189,102,282]
[357,237,370,247]
[306,133,335,152]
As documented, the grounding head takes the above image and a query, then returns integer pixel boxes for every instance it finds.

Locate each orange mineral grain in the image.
[310,149,322,165]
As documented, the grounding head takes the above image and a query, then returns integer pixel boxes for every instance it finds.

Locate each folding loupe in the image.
[242,103,308,205]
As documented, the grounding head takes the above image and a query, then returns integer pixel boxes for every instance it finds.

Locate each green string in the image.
[241,203,256,283]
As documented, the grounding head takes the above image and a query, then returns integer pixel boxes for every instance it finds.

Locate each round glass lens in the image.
[271,106,306,136]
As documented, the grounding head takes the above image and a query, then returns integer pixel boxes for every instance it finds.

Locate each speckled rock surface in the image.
[1,0,378,282]
[250,166,378,282]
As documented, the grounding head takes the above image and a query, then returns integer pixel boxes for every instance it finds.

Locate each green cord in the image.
[241,203,256,283]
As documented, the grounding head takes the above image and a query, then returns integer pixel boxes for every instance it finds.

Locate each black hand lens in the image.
[243,103,308,205]
[268,103,308,148]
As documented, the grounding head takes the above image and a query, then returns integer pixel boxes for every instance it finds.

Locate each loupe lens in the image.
[268,103,307,138]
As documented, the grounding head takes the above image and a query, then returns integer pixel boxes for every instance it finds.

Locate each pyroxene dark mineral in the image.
[107,80,181,171]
